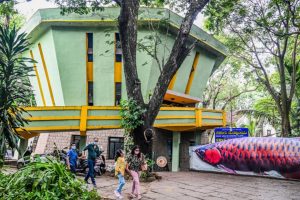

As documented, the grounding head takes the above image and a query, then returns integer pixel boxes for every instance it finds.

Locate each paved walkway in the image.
[93,172,300,200]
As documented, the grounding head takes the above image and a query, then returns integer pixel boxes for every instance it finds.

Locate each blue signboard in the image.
[214,128,249,142]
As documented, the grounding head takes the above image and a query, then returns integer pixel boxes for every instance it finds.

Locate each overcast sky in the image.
[15,0,205,28]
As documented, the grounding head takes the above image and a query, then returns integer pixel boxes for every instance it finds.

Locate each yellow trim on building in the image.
[201,122,223,126]
[25,116,80,121]
[88,116,121,120]
[201,109,223,113]
[87,62,93,81]
[195,109,202,127]
[156,115,195,119]
[114,62,122,82]
[80,106,88,135]
[160,107,195,111]
[38,43,56,106]
[222,111,227,127]
[24,106,82,110]
[87,125,121,129]
[88,106,120,110]
[155,123,196,127]
[30,50,46,106]
[164,90,201,104]
[16,126,80,131]
[168,72,177,90]
[19,106,226,135]
[185,52,200,94]
[18,131,40,139]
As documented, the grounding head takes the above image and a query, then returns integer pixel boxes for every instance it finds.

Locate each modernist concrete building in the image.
[19,8,227,171]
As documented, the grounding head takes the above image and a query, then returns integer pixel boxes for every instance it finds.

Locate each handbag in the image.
[141,162,148,171]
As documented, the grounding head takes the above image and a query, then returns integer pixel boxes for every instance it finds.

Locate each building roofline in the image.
[22,7,228,58]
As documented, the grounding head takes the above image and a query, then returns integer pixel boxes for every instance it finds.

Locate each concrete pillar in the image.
[79,135,87,151]
[195,130,202,145]
[195,130,210,145]
[172,131,181,172]
[18,138,28,159]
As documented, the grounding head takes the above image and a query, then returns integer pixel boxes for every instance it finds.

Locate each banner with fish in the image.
[190,137,300,180]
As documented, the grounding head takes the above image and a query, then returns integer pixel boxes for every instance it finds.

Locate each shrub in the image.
[0,158,100,200]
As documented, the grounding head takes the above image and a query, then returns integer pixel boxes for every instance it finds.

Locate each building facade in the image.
[19,8,227,171]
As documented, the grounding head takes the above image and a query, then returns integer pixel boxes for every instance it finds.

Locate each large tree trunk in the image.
[118,0,210,155]
[281,108,292,137]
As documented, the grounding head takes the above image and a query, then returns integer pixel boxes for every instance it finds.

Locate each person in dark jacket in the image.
[83,137,100,187]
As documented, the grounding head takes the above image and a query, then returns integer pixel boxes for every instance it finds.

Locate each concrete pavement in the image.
[92,172,300,200]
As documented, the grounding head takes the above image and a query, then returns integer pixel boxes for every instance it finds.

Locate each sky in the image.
[15,0,205,28]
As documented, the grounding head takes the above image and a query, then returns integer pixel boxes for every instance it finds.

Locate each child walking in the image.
[114,149,126,199]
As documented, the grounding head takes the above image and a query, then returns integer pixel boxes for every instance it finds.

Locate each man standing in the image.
[66,143,78,173]
[83,137,100,187]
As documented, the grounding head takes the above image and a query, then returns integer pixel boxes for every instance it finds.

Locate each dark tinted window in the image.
[108,137,124,159]
[88,81,93,106]
[115,82,122,105]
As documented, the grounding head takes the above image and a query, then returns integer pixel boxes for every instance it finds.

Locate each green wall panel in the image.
[53,27,87,106]
[88,110,120,116]
[154,119,195,124]
[93,28,115,106]
[189,50,216,97]
[202,119,223,124]
[136,30,156,101]
[87,120,120,126]
[202,112,223,117]
[29,33,53,106]
[157,110,195,116]
[27,120,80,127]
[39,29,65,106]
[172,49,196,94]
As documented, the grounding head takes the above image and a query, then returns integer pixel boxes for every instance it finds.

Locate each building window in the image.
[267,129,271,136]
[189,141,196,146]
[115,82,122,106]
[108,137,124,159]
[71,135,81,149]
[87,33,93,62]
[88,82,94,106]
[114,32,122,105]
[115,33,122,62]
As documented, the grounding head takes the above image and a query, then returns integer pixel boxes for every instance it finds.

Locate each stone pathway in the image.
[93,172,300,200]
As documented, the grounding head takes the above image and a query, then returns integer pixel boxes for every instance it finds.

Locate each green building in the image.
[20,8,227,171]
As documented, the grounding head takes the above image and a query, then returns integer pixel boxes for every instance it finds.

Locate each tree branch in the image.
[146,0,209,126]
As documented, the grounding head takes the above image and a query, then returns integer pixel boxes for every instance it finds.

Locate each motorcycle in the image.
[77,151,106,176]
[17,148,33,169]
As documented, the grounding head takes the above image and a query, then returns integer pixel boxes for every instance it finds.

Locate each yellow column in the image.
[185,52,200,94]
[195,108,202,127]
[80,106,88,136]
[38,43,56,106]
[30,50,46,106]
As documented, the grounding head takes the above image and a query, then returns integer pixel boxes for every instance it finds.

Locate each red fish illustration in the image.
[195,137,300,179]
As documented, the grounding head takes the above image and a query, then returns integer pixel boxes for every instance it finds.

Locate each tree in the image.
[0,25,33,163]
[0,0,25,27]
[203,60,257,111]
[53,0,211,153]
[205,0,300,137]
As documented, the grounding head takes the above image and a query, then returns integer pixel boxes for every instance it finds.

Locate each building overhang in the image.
[17,106,226,138]
[164,90,201,104]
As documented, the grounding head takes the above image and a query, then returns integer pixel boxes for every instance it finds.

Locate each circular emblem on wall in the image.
[156,156,168,168]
